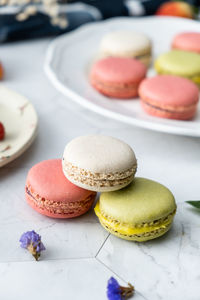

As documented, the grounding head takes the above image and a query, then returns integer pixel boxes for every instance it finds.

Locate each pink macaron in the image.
[26,159,96,218]
[139,75,199,120]
[90,57,147,99]
[172,32,200,53]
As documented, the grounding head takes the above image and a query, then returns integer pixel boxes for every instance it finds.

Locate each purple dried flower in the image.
[19,230,45,261]
[107,277,134,300]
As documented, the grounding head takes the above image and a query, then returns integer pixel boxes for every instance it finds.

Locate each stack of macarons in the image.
[89,30,200,120]
[26,135,176,242]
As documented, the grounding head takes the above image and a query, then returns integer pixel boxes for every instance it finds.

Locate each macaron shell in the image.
[98,178,176,225]
[26,159,93,203]
[63,135,137,174]
[155,50,200,77]
[139,75,199,107]
[100,31,151,57]
[172,32,200,53]
[91,57,147,84]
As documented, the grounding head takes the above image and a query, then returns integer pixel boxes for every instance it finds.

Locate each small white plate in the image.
[0,86,38,167]
[45,16,200,137]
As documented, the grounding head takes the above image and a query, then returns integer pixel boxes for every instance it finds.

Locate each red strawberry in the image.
[156,1,194,19]
[0,62,3,80]
[0,122,5,140]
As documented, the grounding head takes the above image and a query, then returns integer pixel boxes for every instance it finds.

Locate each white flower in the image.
[0,0,68,28]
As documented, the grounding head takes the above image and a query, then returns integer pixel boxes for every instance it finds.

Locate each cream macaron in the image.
[99,30,152,66]
[62,135,137,192]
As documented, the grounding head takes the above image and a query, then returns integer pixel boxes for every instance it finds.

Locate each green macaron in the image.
[94,177,176,242]
[155,50,200,86]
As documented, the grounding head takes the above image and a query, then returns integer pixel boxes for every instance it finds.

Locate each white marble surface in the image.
[0,38,200,300]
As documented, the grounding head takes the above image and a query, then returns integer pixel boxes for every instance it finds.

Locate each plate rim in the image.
[44,16,200,137]
[0,86,38,167]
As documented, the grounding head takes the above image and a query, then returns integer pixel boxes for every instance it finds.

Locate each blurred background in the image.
[0,0,199,43]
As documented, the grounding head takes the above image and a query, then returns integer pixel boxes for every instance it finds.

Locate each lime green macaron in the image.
[94,178,176,242]
[155,50,200,86]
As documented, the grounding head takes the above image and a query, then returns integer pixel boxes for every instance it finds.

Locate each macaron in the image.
[100,30,152,66]
[154,50,200,86]
[62,135,137,192]
[26,159,96,218]
[90,57,147,99]
[139,75,199,120]
[94,177,176,242]
[172,32,200,54]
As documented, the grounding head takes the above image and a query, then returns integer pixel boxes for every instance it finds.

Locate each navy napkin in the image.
[0,0,199,43]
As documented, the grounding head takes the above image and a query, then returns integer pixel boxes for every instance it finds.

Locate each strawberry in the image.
[0,62,3,80]
[0,122,5,140]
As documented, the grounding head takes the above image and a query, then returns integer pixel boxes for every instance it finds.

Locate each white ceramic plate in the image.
[45,16,200,137]
[0,86,38,167]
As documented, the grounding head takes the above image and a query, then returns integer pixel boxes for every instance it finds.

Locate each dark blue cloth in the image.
[0,0,199,43]
[0,11,96,42]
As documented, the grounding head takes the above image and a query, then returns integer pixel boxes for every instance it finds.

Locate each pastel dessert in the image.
[62,135,137,192]
[172,32,200,54]
[139,75,199,120]
[94,177,176,242]
[26,159,96,218]
[100,31,152,66]
[154,50,200,86]
[90,57,147,99]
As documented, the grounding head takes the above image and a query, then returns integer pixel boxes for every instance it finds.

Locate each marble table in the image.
[0,38,200,300]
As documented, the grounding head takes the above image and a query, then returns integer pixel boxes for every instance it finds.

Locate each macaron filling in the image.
[103,51,151,61]
[91,79,139,90]
[141,99,197,114]
[90,78,139,98]
[95,201,176,238]
[26,185,95,215]
[134,52,151,60]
